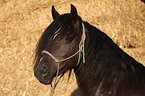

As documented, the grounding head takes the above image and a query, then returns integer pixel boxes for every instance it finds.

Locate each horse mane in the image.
[76,22,145,93]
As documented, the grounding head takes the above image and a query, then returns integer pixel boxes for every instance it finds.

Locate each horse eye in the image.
[66,33,75,42]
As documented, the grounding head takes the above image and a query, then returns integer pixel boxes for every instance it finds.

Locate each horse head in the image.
[34,4,85,85]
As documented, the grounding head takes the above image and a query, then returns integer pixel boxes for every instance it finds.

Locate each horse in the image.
[34,4,145,96]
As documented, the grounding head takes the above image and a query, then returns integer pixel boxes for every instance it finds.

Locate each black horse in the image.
[34,4,145,96]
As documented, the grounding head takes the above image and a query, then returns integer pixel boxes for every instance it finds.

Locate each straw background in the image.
[0,0,145,96]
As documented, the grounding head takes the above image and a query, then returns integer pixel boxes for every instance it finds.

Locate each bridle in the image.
[41,22,86,96]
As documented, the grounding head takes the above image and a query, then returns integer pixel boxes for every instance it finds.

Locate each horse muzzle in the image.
[34,62,56,85]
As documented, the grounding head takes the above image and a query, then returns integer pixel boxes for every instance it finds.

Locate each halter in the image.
[41,22,86,96]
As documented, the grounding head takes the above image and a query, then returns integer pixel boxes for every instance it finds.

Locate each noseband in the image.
[41,22,86,96]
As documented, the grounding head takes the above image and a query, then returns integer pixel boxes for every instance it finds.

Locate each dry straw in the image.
[0,0,144,96]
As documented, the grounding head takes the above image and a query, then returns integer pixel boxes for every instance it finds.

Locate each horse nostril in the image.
[40,65,49,76]
[43,66,47,73]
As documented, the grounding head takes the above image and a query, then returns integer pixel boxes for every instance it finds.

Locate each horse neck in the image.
[73,23,143,96]
[74,62,98,96]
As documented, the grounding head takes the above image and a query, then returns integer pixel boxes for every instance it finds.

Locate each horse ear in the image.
[52,5,60,20]
[70,4,78,23]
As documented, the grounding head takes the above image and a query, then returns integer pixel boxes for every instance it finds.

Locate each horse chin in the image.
[39,78,53,85]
